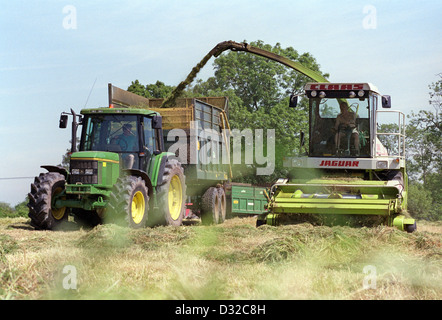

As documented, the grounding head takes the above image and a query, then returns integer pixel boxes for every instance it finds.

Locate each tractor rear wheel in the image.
[27,172,68,230]
[107,175,149,228]
[154,159,186,226]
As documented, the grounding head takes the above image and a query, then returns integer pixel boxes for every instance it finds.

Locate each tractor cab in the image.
[79,109,163,171]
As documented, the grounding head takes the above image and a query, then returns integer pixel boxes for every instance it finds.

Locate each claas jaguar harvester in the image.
[259,82,416,232]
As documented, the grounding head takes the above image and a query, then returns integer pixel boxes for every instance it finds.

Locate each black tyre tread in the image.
[201,187,220,225]
[218,187,227,224]
[27,172,67,230]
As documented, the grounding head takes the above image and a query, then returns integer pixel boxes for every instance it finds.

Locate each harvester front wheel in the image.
[154,159,186,226]
[108,175,149,228]
[27,172,68,230]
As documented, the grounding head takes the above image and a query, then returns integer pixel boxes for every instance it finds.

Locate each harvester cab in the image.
[296,82,392,159]
[262,82,417,232]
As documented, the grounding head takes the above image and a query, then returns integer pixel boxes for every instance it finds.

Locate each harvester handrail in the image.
[375,109,406,159]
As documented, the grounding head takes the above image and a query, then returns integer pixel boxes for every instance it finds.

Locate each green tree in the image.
[406,74,441,220]
[407,183,437,220]
[0,202,14,217]
[0,198,29,218]
[406,74,441,183]
[14,198,29,217]
[128,80,174,98]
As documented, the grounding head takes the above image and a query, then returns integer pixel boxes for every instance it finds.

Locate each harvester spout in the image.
[161,40,328,108]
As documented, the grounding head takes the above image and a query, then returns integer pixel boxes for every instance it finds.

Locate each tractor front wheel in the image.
[107,176,149,228]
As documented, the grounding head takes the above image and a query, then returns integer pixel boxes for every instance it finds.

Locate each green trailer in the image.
[226,183,268,217]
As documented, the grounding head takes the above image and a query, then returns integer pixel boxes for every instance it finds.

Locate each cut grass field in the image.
[0,216,441,300]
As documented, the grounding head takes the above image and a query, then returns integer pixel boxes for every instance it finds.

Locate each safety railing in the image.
[375,110,406,159]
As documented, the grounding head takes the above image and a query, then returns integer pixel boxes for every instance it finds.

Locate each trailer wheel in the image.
[201,187,220,225]
[108,175,149,228]
[155,159,186,226]
[218,187,227,224]
[27,172,68,230]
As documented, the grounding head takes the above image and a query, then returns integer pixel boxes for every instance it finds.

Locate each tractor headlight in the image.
[358,90,365,97]
[85,168,94,175]
[71,168,80,175]
[376,161,388,169]
[311,90,317,97]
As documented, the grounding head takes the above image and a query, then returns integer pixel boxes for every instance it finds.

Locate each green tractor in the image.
[27,106,186,230]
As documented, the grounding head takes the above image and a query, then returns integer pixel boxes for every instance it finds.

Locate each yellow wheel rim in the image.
[131,191,145,224]
[52,187,66,220]
[168,175,183,221]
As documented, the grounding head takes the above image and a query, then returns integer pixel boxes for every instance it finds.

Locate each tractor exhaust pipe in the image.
[71,108,78,153]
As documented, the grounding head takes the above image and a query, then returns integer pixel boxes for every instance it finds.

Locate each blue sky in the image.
[0,0,441,205]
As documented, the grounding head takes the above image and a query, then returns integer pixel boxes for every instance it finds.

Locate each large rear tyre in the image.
[201,187,221,225]
[154,159,186,226]
[27,172,68,230]
[107,176,149,228]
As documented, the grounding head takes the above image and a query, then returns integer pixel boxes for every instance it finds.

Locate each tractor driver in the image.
[116,123,138,169]
[333,101,359,155]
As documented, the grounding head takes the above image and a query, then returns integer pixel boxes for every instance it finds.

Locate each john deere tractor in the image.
[27,106,186,230]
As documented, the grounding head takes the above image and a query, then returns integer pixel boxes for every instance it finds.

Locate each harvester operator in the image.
[333,101,359,155]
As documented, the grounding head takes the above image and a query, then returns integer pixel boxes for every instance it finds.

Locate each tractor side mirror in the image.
[382,95,391,108]
[59,114,68,128]
[152,115,162,129]
[289,94,298,108]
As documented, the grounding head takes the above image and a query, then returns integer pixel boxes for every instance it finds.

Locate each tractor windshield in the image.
[309,96,371,157]
[81,114,139,153]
